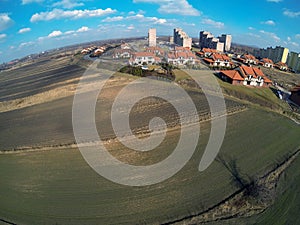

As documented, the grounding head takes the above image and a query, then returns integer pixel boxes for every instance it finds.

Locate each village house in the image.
[275,62,288,71]
[129,52,161,66]
[197,48,218,58]
[203,53,233,68]
[219,65,272,87]
[113,49,133,59]
[166,47,198,66]
[260,58,274,68]
[289,84,300,107]
[240,54,258,65]
[145,46,164,56]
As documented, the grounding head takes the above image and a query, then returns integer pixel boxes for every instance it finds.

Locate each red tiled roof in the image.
[240,65,256,77]
[261,58,274,64]
[202,48,218,53]
[276,62,288,67]
[221,70,244,81]
[203,58,214,63]
[253,67,264,76]
[243,54,256,60]
[134,52,155,57]
[212,53,230,61]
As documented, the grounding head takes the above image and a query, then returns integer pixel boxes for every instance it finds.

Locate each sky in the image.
[0,0,300,63]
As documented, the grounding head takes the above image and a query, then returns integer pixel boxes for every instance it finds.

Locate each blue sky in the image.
[0,0,300,63]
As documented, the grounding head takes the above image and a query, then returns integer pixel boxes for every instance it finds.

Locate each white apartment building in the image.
[148,28,156,47]
[199,31,231,52]
[173,28,192,49]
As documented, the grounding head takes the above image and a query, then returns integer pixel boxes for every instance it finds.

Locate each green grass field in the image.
[0,108,299,225]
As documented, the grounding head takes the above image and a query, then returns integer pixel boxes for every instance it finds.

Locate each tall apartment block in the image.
[287,52,300,72]
[174,28,192,49]
[148,28,156,47]
[199,31,232,52]
[254,46,289,63]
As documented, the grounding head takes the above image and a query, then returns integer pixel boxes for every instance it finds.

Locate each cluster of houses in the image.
[219,65,272,87]
[81,45,108,57]
[111,43,199,67]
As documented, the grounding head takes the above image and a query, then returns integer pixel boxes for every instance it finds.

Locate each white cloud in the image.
[261,20,276,26]
[259,30,280,42]
[266,0,282,2]
[30,8,117,22]
[102,16,124,22]
[248,26,255,30]
[283,9,300,18]
[127,25,135,30]
[0,33,7,40]
[38,26,91,41]
[52,0,84,9]
[201,18,224,29]
[248,33,261,38]
[18,27,31,34]
[48,30,63,38]
[0,13,14,32]
[77,26,89,32]
[295,34,300,39]
[19,41,34,48]
[133,0,201,16]
[102,13,169,25]
[22,0,43,4]
[287,36,291,42]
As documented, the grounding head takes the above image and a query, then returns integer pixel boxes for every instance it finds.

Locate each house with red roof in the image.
[260,58,274,68]
[145,46,164,56]
[275,62,288,71]
[203,53,233,68]
[113,49,133,59]
[219,65,272,87]
[129,52,161,66]
[240,54,258,65]
[290,84,300,107]
[166,48,198,66]
[200,48,218,57]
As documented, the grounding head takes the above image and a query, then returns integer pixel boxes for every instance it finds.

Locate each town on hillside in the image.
[79,27,300,109]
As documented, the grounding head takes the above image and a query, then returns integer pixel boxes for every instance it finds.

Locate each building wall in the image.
[148,28,156,47]
[254,46,289,63]
[199,31,231,52]
[287,52,300,72]
[174,28,192,49]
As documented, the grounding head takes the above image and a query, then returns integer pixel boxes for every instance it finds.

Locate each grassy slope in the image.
[0,108,299,225]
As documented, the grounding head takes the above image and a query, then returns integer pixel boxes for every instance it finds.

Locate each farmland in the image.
[0,55,300,224]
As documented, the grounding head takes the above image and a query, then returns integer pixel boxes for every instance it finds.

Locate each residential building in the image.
[254,46,289,63]
[199,31,231,52]
[146,46,164,56]
[287,52,300,72]
[219,65,272,87]
[148,28,156,47]
[166,47,198,66]
[275,62,288,71]
[218,34,232,52]
[197,48,218,57]
[174,28,192,49]
[260,58,274,68]
[203,53,233,68]
[129,52,161,66]
[113,49,133,59]
[240,54,258,65]
[289,84,300,106]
